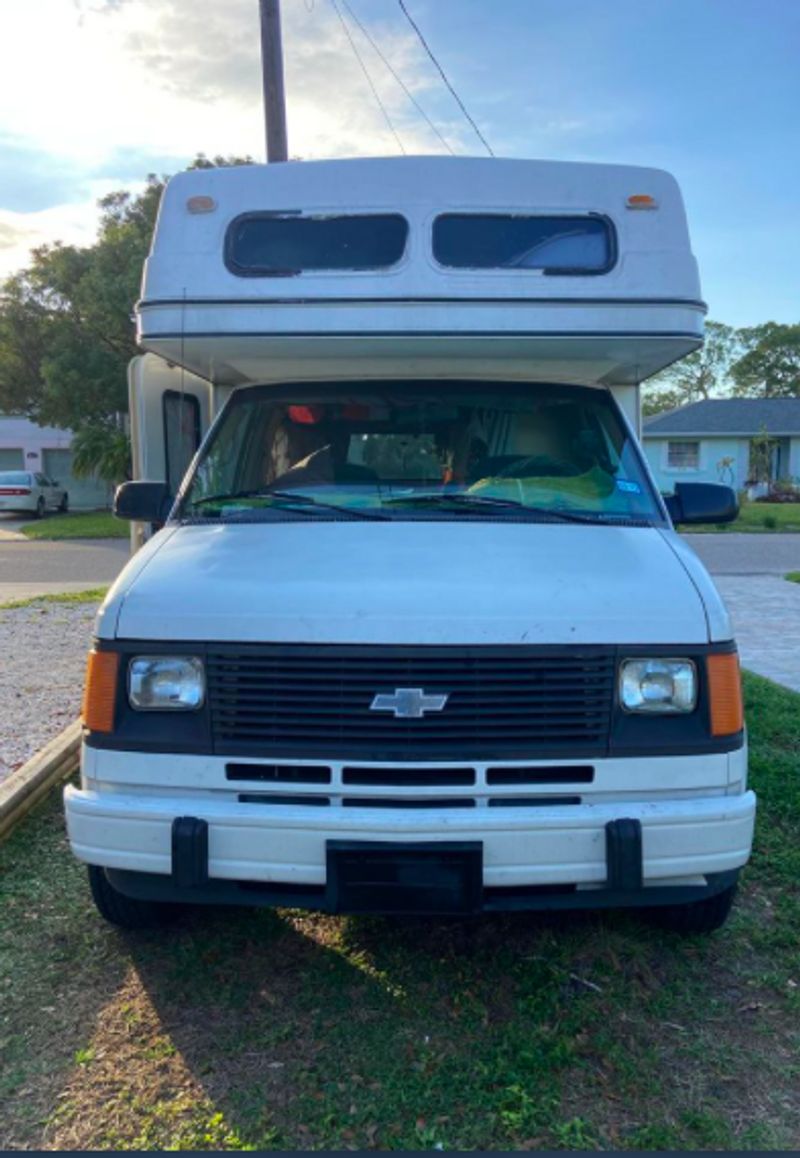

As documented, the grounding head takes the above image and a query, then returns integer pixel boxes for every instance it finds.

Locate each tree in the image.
[642,321,743,416]
[0,153,253,475]
[731,322,800,398]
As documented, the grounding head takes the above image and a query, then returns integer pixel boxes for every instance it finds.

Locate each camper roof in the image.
[138,156,704,386]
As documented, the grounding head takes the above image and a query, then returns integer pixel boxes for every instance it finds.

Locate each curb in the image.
[0,719,82,841]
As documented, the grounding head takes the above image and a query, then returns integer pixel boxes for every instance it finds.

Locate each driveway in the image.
[680,533,800,692]
[682,532,800,574]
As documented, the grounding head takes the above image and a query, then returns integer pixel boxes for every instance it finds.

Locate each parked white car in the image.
[0,470,68,517]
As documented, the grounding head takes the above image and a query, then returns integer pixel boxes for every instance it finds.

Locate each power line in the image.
[330,0,406,155]
[396,0,494,157]
[339,0,455,155]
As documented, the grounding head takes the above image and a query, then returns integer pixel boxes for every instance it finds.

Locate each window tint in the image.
[182,381,661,523]
[667,440,700,470]
[0,472,31,485]
[226,213,409,276]
[433,214,613,273]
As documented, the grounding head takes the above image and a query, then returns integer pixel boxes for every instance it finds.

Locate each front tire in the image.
[59,493,69,513]
[88,865,178,929]
[646,882,738,935]
[35,496,45,519]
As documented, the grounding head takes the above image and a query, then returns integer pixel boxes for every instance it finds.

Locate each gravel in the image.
[0,600,99,783]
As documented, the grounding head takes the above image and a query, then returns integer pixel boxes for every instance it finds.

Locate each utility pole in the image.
[259,0,289,162]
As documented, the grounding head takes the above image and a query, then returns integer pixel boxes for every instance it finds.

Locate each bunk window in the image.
[163,391,201,494]
[225,213,409,276]
[432,213,615,274]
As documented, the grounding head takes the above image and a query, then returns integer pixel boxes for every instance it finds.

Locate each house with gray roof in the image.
[642,398,800,493]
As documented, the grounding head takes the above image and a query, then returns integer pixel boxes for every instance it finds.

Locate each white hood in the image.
[102,521,718,646]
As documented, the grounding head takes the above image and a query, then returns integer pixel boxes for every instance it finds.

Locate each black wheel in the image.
[59,492,69,513]
[35,496,45,519]
[646,882,738,935]
[88,865,178,930]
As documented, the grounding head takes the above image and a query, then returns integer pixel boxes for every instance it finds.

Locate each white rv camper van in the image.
[65,157,755,933]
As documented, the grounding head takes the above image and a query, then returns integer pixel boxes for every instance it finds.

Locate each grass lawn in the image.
[1,672,798,1151]
[20,511,128,540]
[0,587,109,611]
[689,501,800,534]
[786,572,800,585]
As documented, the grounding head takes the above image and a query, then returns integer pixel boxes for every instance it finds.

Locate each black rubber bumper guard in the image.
[105,814,739,914]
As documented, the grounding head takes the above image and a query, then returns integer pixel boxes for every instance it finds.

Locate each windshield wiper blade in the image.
[187,488,389,521]
[382,493,612,523]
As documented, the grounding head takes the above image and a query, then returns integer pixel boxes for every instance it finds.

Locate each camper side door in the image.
[127,353,213,550]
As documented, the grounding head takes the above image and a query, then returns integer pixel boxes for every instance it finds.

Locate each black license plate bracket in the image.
[326,841,483,915]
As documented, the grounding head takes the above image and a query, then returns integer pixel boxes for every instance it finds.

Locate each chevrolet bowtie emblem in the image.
[370,687,450,719]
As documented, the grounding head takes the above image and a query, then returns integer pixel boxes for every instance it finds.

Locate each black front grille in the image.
[206,645,616,759]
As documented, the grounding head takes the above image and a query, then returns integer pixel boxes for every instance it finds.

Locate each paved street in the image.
[0,538,129,602]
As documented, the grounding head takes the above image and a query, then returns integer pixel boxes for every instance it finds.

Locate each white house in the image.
[0,415,111,509]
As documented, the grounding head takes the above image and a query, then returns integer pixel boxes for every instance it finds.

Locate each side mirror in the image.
[664,482,739,526]
[114,481,173,523]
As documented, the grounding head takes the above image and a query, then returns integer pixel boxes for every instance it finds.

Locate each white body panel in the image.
[99,521,721,646]
[66,744,755,889]
[138,157,704,387]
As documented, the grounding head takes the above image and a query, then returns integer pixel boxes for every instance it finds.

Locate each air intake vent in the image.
[206,645,615,760]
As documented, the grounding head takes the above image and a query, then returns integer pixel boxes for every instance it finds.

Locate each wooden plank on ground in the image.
[0,719,82,840]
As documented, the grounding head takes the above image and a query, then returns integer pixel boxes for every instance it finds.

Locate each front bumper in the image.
[64,780,756,914]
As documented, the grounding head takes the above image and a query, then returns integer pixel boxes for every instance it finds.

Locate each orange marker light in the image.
[82,650,119,734]
[626,194,658,210]
[186,195,216,214]
[707,652,744,736]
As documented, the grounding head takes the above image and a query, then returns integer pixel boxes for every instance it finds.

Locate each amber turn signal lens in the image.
[82,650,119,733]
[707,652,744,736]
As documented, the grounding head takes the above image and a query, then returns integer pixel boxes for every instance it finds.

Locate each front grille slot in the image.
[238,793,330,806]
[207,646,615,759]
[342,797,476,809]
[487,765,594,785]
[342,766,475,787]
[488,795,582,808]
[226,763,331,784]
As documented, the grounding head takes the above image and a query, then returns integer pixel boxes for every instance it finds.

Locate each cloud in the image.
[79,0,477,158]
[0,195,115,282]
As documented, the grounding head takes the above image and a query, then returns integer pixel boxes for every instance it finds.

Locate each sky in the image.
[0,0,797,326]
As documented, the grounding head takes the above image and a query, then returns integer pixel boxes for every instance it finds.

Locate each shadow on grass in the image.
[5,695,800,1153]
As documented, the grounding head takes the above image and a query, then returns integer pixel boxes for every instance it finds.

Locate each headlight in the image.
[129,656,205,710]
[620,658,697,714]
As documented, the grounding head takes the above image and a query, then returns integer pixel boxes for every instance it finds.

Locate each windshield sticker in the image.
[615,479,642,495]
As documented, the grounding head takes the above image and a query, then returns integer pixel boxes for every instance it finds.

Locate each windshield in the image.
[179,381,663,525]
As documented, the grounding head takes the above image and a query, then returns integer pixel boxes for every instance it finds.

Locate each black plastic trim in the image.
[141,329,704,342]
[171,817,208,888]
[84,639,745,760]
[138,295,709,310]
[606,818,643,890]
[105,865,740,915]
